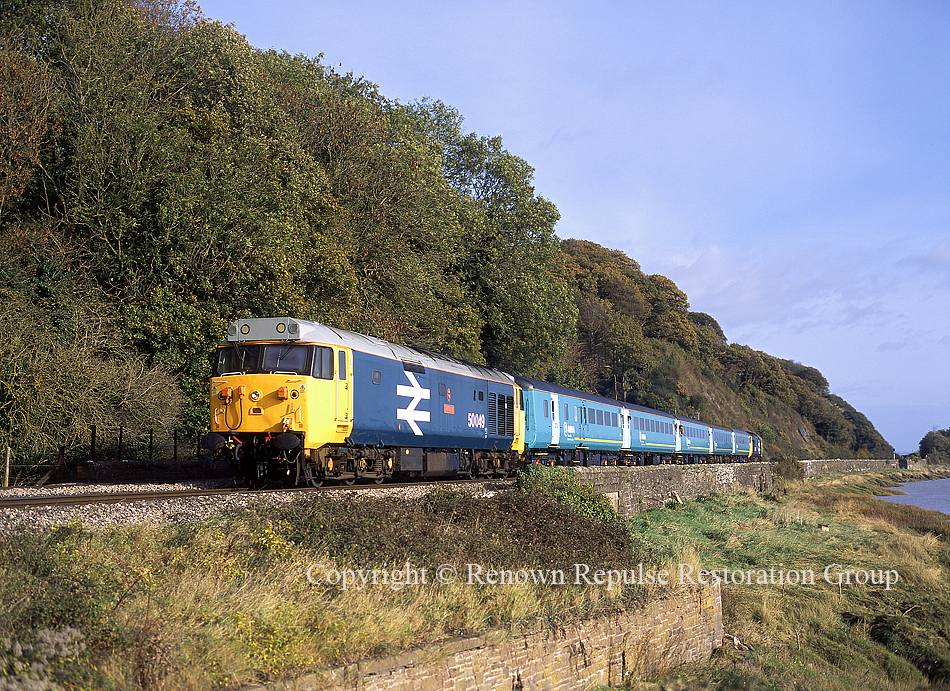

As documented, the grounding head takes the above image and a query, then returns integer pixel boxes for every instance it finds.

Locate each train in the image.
[200,317,762,487]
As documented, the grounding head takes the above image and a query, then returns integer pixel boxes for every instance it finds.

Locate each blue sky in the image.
[195,0,950,454]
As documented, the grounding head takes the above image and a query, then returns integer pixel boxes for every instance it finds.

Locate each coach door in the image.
[550,393,560,446]
[621,408,631,449]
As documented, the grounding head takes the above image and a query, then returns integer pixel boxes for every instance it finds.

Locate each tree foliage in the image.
[559,239,893,459]
[0,0,578,436]
[0,0,891,459]
[920,429,950,463]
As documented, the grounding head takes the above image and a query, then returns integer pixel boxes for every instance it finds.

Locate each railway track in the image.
[0,477,512,510]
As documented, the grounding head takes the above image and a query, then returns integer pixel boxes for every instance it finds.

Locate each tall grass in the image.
[621,471,950,690]
[0,486,646,690]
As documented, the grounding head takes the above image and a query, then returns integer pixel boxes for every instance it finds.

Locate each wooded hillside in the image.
[0,0,892,459]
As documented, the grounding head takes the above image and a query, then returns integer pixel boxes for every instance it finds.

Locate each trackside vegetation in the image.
[0,476,654,690]
[1,469,949,689]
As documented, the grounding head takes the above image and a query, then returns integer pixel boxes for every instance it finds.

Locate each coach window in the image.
[596,410,603,426]
[338,351,347,380]
[574,406,579,422]
[565,403,569,420]
[543,400,549,418]
[313,346,333,380]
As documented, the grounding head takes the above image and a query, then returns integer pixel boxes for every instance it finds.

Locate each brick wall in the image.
[573,462,774,518]
[248,582,722,691]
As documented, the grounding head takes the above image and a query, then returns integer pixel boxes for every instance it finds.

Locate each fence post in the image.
[149,429,154,463]
[117,427,123,462]
[3,447,9,488]
[173,429,178,464]
[90,425,97,463]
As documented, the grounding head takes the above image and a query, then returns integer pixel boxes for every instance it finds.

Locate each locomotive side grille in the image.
[486,393,514,437]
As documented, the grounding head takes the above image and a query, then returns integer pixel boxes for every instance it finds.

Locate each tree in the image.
[920,429,950,463]
[0,50,56,216]
[448,131,576,374]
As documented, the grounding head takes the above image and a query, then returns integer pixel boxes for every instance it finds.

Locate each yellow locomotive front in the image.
[202,317,353,487]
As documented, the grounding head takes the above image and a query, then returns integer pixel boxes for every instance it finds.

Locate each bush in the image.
[515,464,619,523]
[774,456,805,481]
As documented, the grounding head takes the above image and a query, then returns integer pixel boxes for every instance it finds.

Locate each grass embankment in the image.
[3,468,949,690]
[627,469,950,691]
[0,471,656,690]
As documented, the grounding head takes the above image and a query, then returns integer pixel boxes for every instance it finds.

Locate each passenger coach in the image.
[516,377,758,465]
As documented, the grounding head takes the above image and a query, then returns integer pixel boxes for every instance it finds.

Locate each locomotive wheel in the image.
[301,461,325,488]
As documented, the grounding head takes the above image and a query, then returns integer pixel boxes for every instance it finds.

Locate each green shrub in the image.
[515,464,619,523]
[774,456,805,481]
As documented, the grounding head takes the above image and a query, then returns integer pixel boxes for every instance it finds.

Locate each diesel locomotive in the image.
[201,317,762,487]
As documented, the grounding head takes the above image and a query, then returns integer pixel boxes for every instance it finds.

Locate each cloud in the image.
[902,243,950,273]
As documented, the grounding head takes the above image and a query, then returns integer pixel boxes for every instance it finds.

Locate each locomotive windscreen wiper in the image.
[232,341,246,373]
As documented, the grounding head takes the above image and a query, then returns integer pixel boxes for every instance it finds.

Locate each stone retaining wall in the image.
[573,462,773,518]
[248,582,722,691]
[799,458,897,477]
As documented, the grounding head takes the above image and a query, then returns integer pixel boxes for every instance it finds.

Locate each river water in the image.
[875,477,950,515]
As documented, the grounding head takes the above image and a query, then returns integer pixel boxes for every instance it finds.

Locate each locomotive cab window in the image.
[372,370,381,385]
[262,344,310,374]
[214,343,312,376]
[313,346,334,380]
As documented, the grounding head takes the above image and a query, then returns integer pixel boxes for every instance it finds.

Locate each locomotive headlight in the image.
[249,390,262,402]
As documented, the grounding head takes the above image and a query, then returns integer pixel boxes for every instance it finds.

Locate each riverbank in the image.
[618,468,950,690]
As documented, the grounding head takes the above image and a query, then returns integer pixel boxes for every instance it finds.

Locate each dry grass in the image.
[624,473,950,690]
[0,481,651,690]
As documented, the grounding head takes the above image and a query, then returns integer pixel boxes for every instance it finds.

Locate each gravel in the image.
[0,479,513,533]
